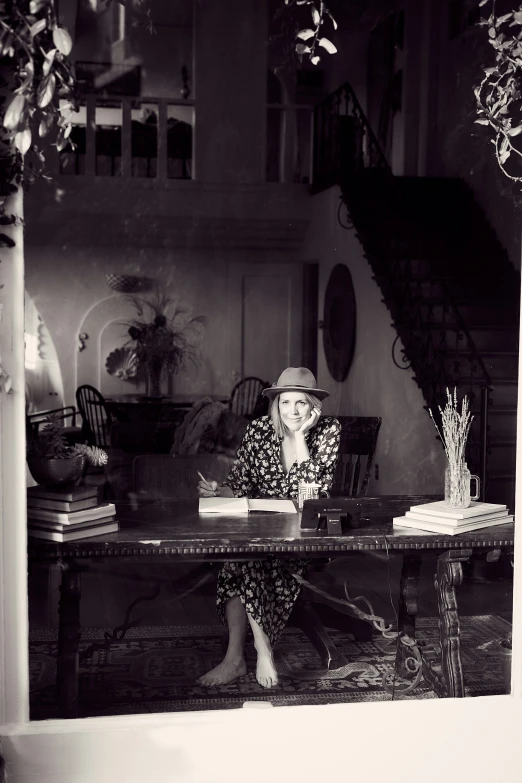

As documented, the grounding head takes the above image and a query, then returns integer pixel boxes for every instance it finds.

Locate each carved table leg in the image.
[397,554,422,677]
[56,564,82,719]
[423,549,472,698]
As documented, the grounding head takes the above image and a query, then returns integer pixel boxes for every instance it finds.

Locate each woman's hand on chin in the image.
[296,407,320,436]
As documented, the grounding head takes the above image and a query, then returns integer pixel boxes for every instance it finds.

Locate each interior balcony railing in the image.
[311,81,493,490]
[59,95,194,180]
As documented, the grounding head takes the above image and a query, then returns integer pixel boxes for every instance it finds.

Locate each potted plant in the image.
[123,292,206,397]
[27,413,108,489]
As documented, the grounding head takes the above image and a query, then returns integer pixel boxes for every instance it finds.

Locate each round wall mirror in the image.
[322,263,356,382]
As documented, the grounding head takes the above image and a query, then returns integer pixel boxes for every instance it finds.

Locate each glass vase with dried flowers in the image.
[429,388,481,509]
[123,292,206,397]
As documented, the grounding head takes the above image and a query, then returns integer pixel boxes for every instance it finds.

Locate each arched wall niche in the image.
[24,291,64,411]
[76,295,138,394]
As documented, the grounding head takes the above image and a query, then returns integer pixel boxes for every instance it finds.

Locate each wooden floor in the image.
[28,552,514,632]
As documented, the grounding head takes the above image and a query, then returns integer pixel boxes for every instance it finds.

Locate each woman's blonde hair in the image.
[270,392,322,439]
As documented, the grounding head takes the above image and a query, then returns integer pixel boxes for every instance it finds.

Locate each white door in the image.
[227,262,303,387]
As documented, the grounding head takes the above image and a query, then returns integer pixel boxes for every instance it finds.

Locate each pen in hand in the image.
[197,470,219,497]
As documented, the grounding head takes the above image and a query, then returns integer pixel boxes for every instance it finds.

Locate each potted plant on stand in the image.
[27,413,108,489]
[123,292,206,398]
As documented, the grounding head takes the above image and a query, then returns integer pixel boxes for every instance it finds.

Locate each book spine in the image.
[26,504,116,524]
[405,512,508,526]
[28,516,116,532]
[26,498,99,513]
[409,503,506,519]
[27,488,98,502]
[28,522,119,542]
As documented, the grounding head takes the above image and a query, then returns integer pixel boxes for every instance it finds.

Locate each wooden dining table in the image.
[27,494,515,717]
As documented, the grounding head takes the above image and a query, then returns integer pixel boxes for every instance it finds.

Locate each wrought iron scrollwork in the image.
[337,197,354,230]
[312,80,492,483]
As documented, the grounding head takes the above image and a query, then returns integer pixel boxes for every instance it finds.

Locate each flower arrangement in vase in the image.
[429,388,479,508]
[27,413,108,489]
[123,292,206,397]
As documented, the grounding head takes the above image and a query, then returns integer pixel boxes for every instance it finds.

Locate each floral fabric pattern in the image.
[222,415,341,499]
[217,415,341,645]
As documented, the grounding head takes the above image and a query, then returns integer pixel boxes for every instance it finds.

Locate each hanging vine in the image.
[0,0,338,261]
[0,0,156,256]
[289,0,338,64]
[270,0,338,75]
[475,0,522,182]
[0,0,77,247]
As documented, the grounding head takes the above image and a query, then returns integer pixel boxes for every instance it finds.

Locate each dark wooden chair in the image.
[75,385,112,450]
[229,377,268,421]
[75,385,114,498]
[291,416,383,668]
[331,416,382,497]
[26,405,83,445]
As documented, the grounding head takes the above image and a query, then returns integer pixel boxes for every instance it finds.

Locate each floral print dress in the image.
[217,415,341,645]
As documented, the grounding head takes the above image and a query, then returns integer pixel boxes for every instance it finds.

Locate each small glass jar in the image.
[444,462,480,509]
[298,482,320,510]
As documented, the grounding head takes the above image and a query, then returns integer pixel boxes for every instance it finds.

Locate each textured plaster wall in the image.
[23,241,294,407]
[302,187,446,495]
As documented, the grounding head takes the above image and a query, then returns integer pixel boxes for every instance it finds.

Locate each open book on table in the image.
[199,497,297,514]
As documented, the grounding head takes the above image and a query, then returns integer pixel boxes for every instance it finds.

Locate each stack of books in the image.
[27,485,119,542]
[393,500,513,535]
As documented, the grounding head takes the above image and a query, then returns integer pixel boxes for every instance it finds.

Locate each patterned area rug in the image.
[29,615,511,718]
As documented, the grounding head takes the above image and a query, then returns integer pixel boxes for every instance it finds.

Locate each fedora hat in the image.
[262,367,329,400]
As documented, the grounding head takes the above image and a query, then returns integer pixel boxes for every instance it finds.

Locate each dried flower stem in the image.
[429,387,474,470]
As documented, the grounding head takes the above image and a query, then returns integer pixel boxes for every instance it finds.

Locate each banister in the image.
[313,81,493,483]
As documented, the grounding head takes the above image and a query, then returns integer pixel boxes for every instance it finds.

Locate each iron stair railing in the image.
[312,81,492,492]
[312,82,391,194]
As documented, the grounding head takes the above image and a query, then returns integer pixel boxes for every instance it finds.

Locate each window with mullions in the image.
[266,68,322,184]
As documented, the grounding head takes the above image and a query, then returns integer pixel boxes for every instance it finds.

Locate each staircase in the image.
[312,84,520,509]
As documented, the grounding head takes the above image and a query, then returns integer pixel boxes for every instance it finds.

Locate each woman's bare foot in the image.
[256,650,278,689]
[196,657,247,687]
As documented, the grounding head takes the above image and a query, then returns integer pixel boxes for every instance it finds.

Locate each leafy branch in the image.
[292,0,338,65]
[475,0,522,182]
[270,0,338,75]
[0,0,154,269]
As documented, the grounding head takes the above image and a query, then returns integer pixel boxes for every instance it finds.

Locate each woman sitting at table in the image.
[197,367,340,689]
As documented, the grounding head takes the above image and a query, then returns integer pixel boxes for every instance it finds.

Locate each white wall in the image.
[302,187,446,495]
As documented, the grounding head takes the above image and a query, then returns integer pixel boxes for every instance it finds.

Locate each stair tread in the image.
[416,322,520,333]
[418,295,519,305]
[489,439,517,446]
[438,349,519,356]
[466,324,520,332]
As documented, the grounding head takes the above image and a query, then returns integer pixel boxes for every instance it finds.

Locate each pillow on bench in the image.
[170,398,249,458]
